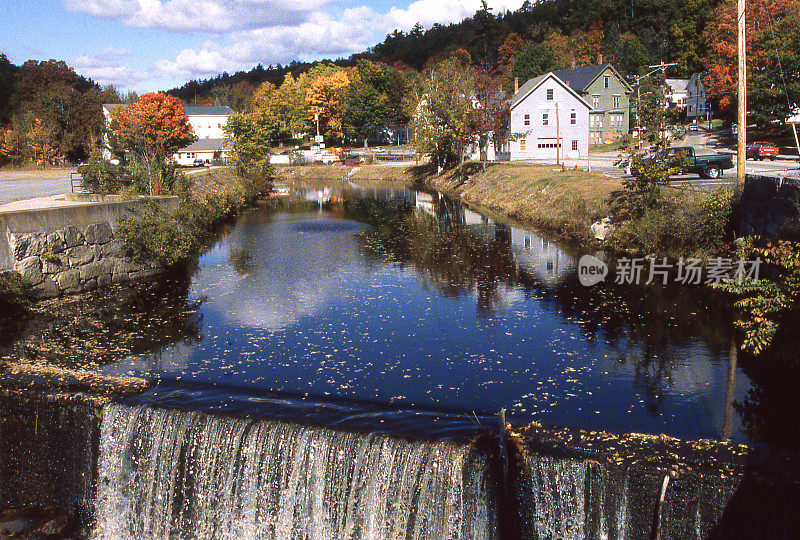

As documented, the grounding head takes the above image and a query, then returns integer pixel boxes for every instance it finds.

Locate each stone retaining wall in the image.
[740,174,800,240]
[8,222,162,298]
[1,196,177,298]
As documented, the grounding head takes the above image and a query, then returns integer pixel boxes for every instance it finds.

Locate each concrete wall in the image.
[740,174,800,240]
[1,196,178,298]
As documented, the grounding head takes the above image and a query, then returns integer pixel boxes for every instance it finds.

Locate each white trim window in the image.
[542,113,549,126]
[570,112,576,125]
[572,140,578,151]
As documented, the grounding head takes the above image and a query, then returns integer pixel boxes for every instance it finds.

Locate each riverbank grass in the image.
[414,162,622,241]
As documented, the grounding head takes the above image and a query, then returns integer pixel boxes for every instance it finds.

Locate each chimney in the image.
[514,77,519,94]
[598,52,604,65]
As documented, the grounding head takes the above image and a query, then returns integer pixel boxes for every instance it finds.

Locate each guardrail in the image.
[69,171,83,193]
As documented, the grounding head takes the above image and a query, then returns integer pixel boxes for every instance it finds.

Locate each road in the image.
[0,169,75,204]
[572,130,800,189]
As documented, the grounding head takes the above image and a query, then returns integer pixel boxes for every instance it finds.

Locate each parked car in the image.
[688,124,702,132]
[193,159,206,167]
[632,146,734,179]
[746,141,779,161]
[313,152,341,165]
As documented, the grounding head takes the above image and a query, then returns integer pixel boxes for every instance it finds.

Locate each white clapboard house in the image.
[509,73,592,161]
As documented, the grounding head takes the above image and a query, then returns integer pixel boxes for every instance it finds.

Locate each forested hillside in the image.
[168,0,722,105]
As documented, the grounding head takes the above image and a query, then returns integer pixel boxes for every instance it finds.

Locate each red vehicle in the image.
[746,141,779,160]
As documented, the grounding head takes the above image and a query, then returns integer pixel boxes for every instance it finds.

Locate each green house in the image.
[553,64,633,146]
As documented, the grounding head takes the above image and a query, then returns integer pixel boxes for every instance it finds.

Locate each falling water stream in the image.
[94,403,499,540]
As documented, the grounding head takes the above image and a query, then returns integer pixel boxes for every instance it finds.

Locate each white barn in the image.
[510,73,591,162]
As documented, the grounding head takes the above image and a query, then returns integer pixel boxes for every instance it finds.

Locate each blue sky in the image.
[1,0,525,92]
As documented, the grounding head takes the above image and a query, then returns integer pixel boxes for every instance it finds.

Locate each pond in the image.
[4,187,799,450]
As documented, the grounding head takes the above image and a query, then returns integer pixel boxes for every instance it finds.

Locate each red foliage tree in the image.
[116,92,195,160]
[704,0,795,114]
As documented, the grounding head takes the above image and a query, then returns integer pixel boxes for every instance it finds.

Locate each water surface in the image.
[92,189,766,445]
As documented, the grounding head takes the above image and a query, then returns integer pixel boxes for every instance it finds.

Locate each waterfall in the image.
[94,403,499,540]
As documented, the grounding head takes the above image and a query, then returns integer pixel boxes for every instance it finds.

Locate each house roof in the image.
[179,138,228,152]
[185,106,232,116]
[665,79,689,93]
[552,64,633,93]
[510,73,593,111]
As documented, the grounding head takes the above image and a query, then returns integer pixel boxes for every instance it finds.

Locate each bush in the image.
[79,160,135,194]
[608,188,737,258]
[117,202,199,268]
[0,272,28,310]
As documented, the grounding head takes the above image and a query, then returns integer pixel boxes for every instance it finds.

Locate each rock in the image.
[113,258,141,274]
[42,258,64,274]
[31,277,59,299]
[15,256,43,286]
[8,232,46,261]
[8,234,31,261]
[67,245,94,266]
[0,507,69,538]
[591,217,614,241]
[46,232,66,253]
[84,222,113,244]
[79,260,112,280]
[129,268,161,280]
[98,273,112,286]
[102,239,125,258]
[57,225,84,249]
[83,278,98,291]
[112,272,130,284]
[55,269,80,290]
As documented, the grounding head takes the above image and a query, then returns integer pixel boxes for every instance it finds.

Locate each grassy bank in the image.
[410,162,621,242]
[275,164,413,190]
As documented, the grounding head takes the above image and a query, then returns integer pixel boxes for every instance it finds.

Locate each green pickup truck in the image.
[633,146,734,179]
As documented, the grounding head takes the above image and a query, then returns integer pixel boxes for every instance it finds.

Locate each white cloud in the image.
[63,0,328,32]
[72,49,150,89]
[66,0,528,88]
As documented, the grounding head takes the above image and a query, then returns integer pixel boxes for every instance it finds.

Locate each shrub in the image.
[117,201,198,268]
[79,160,135,194]
[0,272,28,310]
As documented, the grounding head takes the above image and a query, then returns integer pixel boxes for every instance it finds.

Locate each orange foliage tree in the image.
[305,70,350,136]
[704,0,796,119]
[116,93,195,193]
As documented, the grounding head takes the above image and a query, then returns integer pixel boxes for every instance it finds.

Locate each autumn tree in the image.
[223,113,274,185]
[408,53,476,173]
[343,60,403,145]
[512,43,564,85]
[472,65,508,169]
[305,69,350,138]
[116,93,196,193]
[704,0,798,124]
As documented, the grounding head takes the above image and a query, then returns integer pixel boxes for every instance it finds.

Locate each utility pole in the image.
[737,0,747,187]
[555,102,561,166]
[630,62,676,149]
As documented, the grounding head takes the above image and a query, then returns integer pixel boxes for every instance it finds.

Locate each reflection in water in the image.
[3,189,799,452]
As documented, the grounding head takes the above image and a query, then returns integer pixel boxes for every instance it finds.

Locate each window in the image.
[520,139,526,151]
[524,236,531,250]
[592,95,600,108]
[542,113,548,126]
[604,76,609,88]
[570,112,576,125]
[613,95,620,108]
[524,114,530,126]
[546,88,553,100]
[572,140,578,151]
[542,239,549,251]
